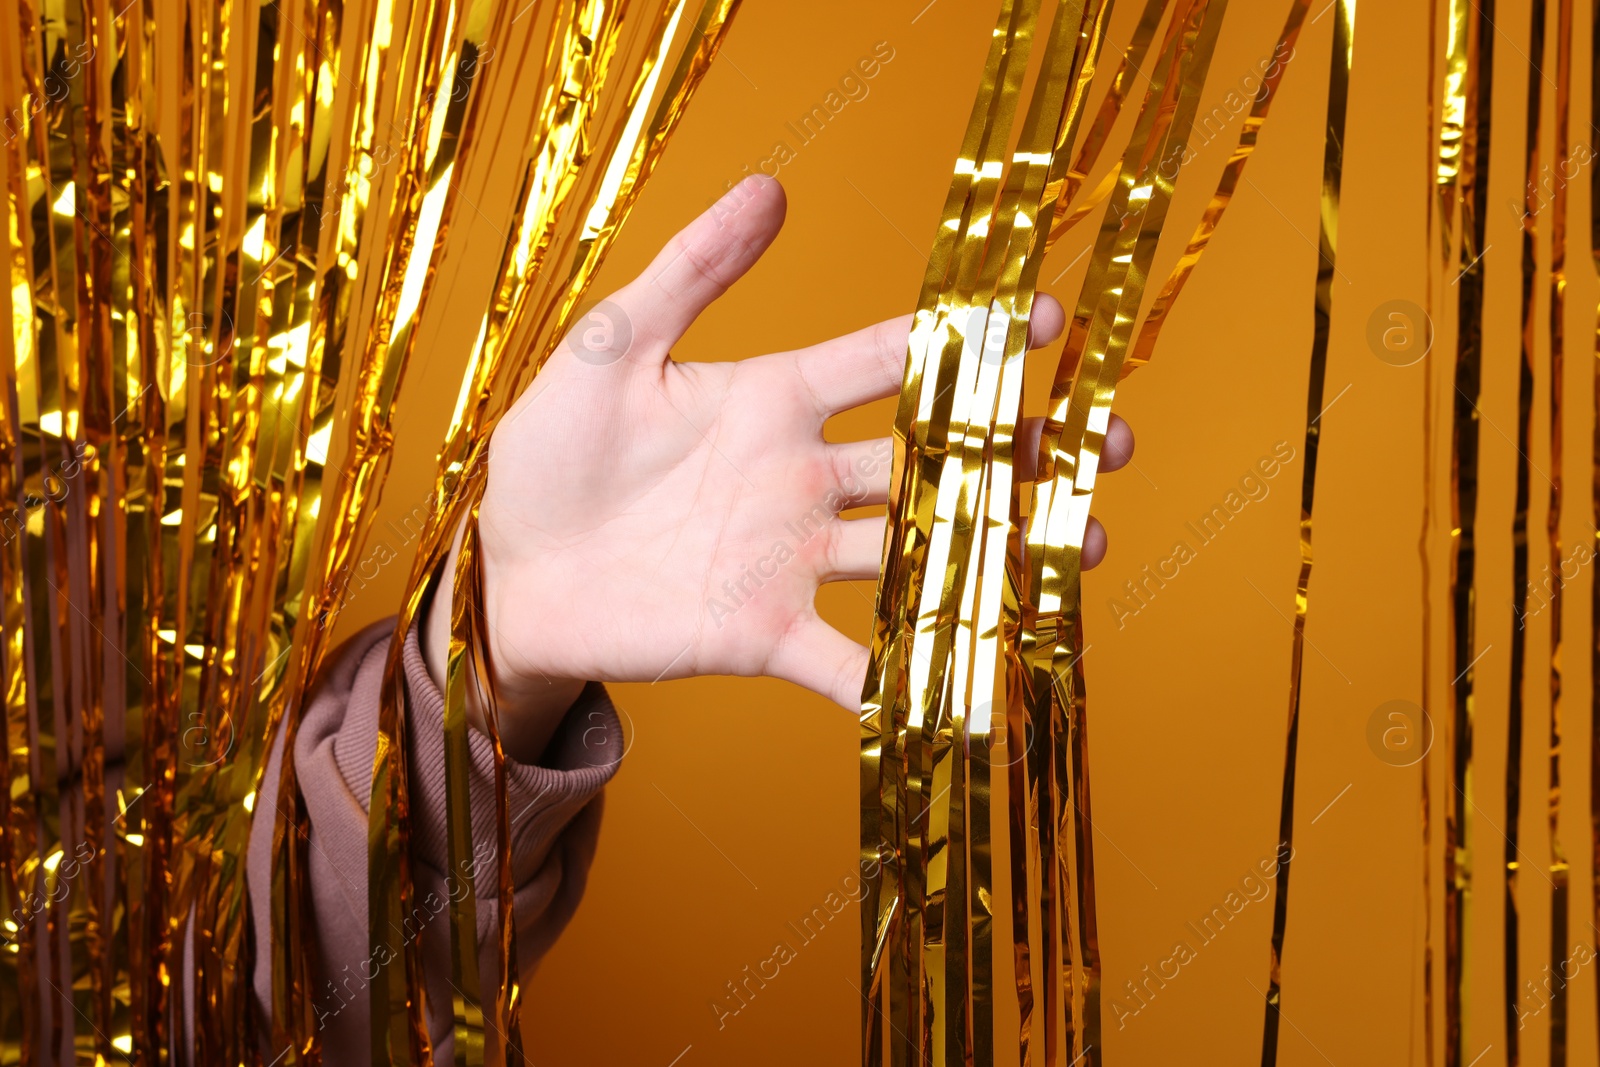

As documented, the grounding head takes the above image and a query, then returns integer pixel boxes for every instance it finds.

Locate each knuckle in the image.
[876,320,905,384]
[675,226,750,293]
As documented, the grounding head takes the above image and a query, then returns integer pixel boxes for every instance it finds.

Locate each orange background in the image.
[337,0,1600,1063]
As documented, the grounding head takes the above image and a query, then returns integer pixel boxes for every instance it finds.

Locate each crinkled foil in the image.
[1541,6,1572,1064]
[1252,2,1352,1063]
[1502,1,1574,1063]
[857,0,1275,1062]
[0,0,733,1060]
[1442,1,1493,1062]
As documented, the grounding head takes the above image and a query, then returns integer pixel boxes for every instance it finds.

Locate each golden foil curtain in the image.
[11,0,1600,1064]
[1419,0,1581,1063]
[0,0,737,1061]
[857,0,1323,1062]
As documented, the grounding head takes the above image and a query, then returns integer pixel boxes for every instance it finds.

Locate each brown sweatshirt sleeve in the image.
[246,619,624,1064]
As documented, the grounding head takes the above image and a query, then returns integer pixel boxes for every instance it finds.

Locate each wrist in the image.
[421,518,586,766]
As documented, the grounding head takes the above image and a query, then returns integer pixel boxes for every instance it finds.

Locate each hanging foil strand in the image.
[1587,0,1600,1054]
[1445,2,1496,1063]
[0,0,738,1059]
[1542,4,1573,1064]
[859,0,1283,1061]
[1256,3,1353,1064]
[1504,1,1546,1062]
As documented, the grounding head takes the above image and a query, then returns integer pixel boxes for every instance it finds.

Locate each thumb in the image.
[602,174,787,362]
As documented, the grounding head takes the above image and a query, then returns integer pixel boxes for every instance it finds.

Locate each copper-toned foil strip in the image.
[461,510,525,1063]
[1253,4,1353,1062]
[443,508,487,1066]
[268,0,369,1053]
[1505,2,1550,1061]
[16,0,87,1056]
[1026,6,1229,1064]
[0,0,48,1061]
[1124,0,1313,377]
[1590,0,1600,1043]
[860,3,1046,1062]
[0,26,41,1060]
[1542,6,1573,1064]
[0,0,736,1059]
[1445,2,1495,1062]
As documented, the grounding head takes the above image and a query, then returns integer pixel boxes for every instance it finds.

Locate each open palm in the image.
[430,174,1132,755]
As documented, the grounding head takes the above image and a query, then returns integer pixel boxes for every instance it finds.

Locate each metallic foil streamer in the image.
[1252,3,1353,1063]
[1591,0,1600,1045]
[1444,2,1495,1062]
[1418,2,1474,1061]
[1418,3,1443,1062]
[1124,0,1312,376]
[0,0,733,1060]
[1504,7,1547,1062]
[1541,6,1572,1063]
[859,0,1279,1062]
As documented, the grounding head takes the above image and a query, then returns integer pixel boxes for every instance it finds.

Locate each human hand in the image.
[423,175,1134,761]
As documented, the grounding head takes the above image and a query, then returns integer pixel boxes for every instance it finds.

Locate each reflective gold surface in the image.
[0,0,733,1060]
[858,1,1274,1062]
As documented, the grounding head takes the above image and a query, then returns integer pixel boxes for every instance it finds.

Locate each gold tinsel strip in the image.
[1418,1,1442,1061]
[1591,0,1600,1042]
[1043,0,1169,249]
[1420,0,1473,1059]
[0,0,733,1059]
[1444,1,1495,1061]
[859,4,1052,1062]
[1255,3,1353,1063]
[861,1,1250,1062]
[442,503,489,1065]
[0,14,39,1058]
[1504,6,1547,1061]
[1543,4,1573,1062]
[1026,4,1230,1062]
[1124,0,1312,376]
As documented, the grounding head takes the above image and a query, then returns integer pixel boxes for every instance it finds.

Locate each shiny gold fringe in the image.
[1591,0,1600,1045]
[0,0,732,1061]
[1254,3,1354,1062]
[858,0,1289,1061]
[1542,6,1573,1064]
[1443,1,1494,1063]
[1504,7,1547,1064]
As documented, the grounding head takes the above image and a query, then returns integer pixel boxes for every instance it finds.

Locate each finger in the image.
[828,438,895,507]
[610,175,788,357]
[1082,516,1108,570]
[767,615,870,709]
[822,516,887,582]
[786,293,1067,417]
[1102,414,1135,473]
[1014,413,1133,481]
[1016,416,1045,480]
[1027,293,1066,347]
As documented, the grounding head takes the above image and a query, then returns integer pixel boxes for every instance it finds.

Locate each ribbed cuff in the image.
[396,620,624,889]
